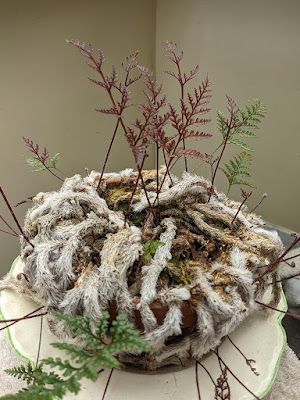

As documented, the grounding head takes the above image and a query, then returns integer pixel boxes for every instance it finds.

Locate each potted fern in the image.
[0,39,299,399]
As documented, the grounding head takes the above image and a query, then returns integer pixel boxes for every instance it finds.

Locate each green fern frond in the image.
[142,240,165,261]
[220,152,256,195]
[48,153,60,168]
[24,153,60,173]
[217,99,266,149]
[51,342,90,363]
[236,99,267,139]
[2,311,151,400]
[216,110,228,140]
[23,157,42,168]
[227,137,253,151]
[4,363,37,385]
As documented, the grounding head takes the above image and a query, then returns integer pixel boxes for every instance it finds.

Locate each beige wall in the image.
[156,0,300,232]
[0,0,156,275]
[0,0,299,277]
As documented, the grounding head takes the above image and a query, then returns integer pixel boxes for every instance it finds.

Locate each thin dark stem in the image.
[208,118,233,202]
[96,59,134,191]
[249,193,267,214]
[80,49,156,224]
[195,360,201,400]
[156,141,161,218]
[45,167,64,182]
[0,228,19,237]
[139,171,159,224]
[283,260,295,268]
[215,347,223,373]
[255,300,300,319]
[123,156,159,227]
[101,368,114,400]
[15,198,34,208]
[173,49,188,172]
[213,350,260,400]
[191,143,222,174]
[196,359,216,386]
[0,187,34,248]
[97,118,120,191]
[227,336,258,376]
[162,149,173,185]
[0,306,45,332]
[133,112,152,147]
[181,90,188,172]
[209,159,214,184]
[40,164,64,182]
[35,315,44,367]
[143,76,212,220]
[0,312,48,325]
[282,253,300,263]
[141,139,186,229]
[0,214,19,237]
[156,142,159,195]
[269,272,300,284]
[231,192,252,225]
[169,155,181,172]
[124,160,145,226]
[252,236,300,284]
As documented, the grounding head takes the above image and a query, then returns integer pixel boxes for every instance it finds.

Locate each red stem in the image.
[0,214,19,236]
[191,143,222,174]
[195,360,202,400]
[270,272,300,284]
[0,306,45,332]
[208,116,233,202]
[249,194,267,214]
[213,350,260,400]
[141,114,196,228]
[231,192,252,225]
[156,142,161,218]
[80,48,158,223]
[196,359,216,386]
[146,74,211,210]
[252,237,300,284]
[255,300,300,319]
[43,164,64,182]
[0,187,34,248]
[0,312,47,324]
[227,336,258,375]
[97,118,120,191]
[101,368,114,400]
[162,149,173,185]
[35,314,44,367]
[124,159,145,226]
[172,48,188,172]
[0,228,19,237]
[282,253,300,263]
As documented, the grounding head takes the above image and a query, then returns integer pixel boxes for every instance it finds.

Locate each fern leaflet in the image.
[2,311,151,400]
[142,240,165,261]
[217,99,267,151]
[220,152,256,195]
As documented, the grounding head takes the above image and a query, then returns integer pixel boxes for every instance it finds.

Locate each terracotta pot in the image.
[108,299,198,332]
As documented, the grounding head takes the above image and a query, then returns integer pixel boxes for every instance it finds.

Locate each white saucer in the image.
[0,257,287,399]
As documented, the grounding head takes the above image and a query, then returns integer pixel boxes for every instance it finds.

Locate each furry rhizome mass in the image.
[0,169,283,370]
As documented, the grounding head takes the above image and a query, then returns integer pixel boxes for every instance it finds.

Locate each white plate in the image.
[0,257,287,400]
